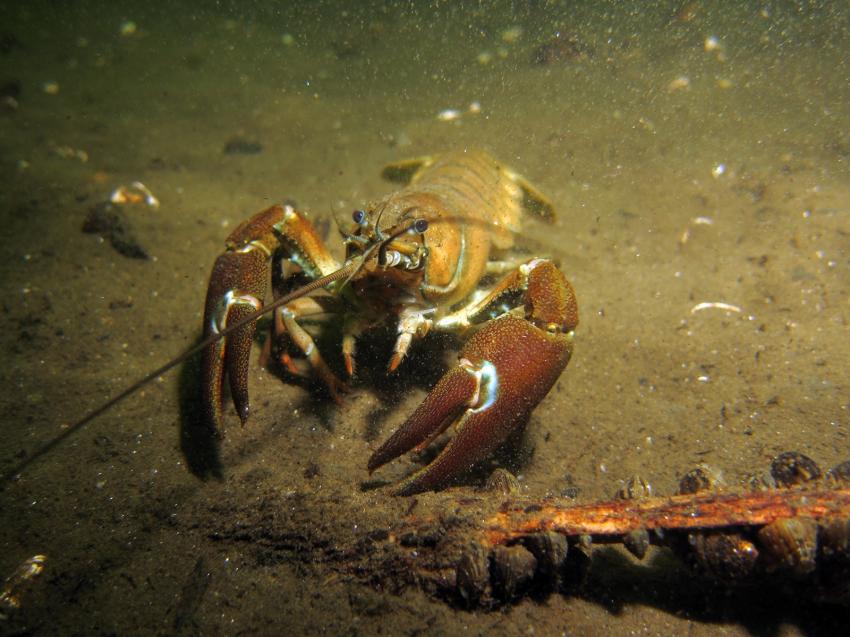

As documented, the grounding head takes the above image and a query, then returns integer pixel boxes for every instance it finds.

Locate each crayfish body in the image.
[201,150,578,494]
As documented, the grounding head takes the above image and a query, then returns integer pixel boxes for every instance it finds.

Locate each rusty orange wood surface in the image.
[483,487,850,545]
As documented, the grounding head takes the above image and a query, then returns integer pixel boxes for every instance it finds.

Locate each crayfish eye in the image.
[352,210,367,226]
[413,218,429,234]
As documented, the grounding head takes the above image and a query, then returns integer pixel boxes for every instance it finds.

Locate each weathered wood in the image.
[201,479,850,608]
[483,487,850,544]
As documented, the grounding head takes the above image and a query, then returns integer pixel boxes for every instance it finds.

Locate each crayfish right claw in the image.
[201,247,269,432]
[200,203,344,433]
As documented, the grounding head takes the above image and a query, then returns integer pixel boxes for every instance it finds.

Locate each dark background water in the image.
[1,1,849,634]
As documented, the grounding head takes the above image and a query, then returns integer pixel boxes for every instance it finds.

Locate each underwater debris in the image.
[205,453,850,608]
[110,181,160,209]
[82,201,150,260]
[436,108,462,122]
[53,145,88,162]
[666,75,690,92]
[0,555,46,620]
[690,301,742,314]
[531,32,592,66]
[223,138,264,155]
[172,557,212,631]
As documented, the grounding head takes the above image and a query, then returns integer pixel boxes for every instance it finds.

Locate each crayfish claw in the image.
[224,301,259,424]
[368,365,478,475]
[201,241,270,432]
[372,312,575,496]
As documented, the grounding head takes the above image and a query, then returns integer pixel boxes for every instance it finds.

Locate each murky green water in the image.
[2,1,849,634]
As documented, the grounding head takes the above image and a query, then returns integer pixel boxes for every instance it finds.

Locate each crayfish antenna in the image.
[2,259,362,486]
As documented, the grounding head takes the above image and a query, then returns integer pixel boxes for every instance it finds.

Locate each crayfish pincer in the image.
[201,150,578,494]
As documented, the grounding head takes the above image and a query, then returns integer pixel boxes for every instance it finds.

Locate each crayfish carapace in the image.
[201,149,578,495]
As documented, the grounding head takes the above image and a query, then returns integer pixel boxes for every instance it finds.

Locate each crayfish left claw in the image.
[370,313,575,496]
[369,259,578,495]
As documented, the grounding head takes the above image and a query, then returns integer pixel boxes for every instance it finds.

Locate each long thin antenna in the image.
[328,199,350,239]
[1,258,362,485]
[2,212,549,486]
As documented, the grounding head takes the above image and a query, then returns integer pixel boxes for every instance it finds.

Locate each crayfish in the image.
[201,149,578,495]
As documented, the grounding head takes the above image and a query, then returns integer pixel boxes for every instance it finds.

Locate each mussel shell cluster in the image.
[674,452,850,601]
[455,530,590,606]
[452,453,850,606]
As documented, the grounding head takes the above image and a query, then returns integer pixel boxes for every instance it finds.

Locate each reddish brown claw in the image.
[369,260,578,496]
[200,204,341,433]
[201,248,268,432]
